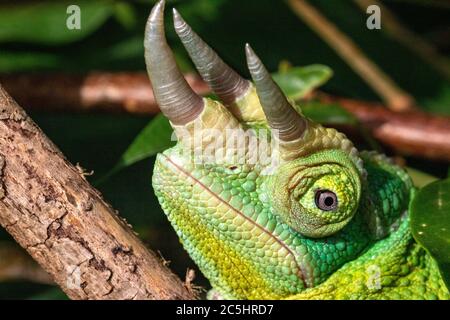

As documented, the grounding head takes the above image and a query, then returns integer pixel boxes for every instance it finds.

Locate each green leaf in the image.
[410,178,450,290]
[301,101,357,125]
[113,2,137,30]
[96,114,174,185]
[273,65,333,100]
[118,114,175,168]
[0,1,113,44]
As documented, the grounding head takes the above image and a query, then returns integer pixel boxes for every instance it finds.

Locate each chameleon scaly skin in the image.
[146,1,449,300]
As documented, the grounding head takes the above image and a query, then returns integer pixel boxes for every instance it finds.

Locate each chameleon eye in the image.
[315,190,338,211]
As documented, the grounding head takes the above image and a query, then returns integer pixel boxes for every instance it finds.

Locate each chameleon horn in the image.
[144,0,204,125]
[245,44,307,141]
[173,8,250,105]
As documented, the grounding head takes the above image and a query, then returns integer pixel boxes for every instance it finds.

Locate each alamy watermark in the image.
[366,264,382,291]
[366,5,381,30]
[66,5,81,30]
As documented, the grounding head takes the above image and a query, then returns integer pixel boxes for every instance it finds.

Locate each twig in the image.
[1,72,450,162]
[354,0,450,80]
[0,241,53,284]
[286,0,416,111]
[0,85,196,300]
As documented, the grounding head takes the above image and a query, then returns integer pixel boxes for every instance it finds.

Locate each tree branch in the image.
[315,93,450,162]
[0,85,196,300]
[0,72,209,115]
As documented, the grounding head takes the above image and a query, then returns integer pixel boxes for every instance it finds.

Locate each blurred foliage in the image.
[0,0,449,299]
[0,1,113,44]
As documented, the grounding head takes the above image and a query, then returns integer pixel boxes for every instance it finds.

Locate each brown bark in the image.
[2,72,450,162]
[0,85,195,300]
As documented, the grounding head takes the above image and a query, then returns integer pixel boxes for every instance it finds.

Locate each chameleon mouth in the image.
[159,153,313,290]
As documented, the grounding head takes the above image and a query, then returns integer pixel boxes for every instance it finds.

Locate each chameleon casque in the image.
[145,1,449,299]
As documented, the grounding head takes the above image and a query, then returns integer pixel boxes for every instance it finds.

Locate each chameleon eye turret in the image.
[268,150,362,238]
[245,44,308,142]
[144,0,203,125]
[173,9,250,106]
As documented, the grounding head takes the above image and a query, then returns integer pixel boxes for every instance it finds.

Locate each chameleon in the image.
[144,0,449,300]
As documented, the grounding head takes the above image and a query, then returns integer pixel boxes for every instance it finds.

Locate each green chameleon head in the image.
[145,1,444,299]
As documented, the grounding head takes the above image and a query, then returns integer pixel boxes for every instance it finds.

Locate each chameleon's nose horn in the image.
[173,8,250,106]
[144,0,204,125]
[245,44,307,142]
